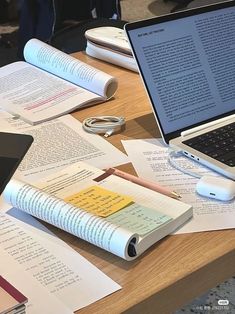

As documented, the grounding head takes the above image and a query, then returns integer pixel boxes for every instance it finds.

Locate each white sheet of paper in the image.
[0,202,121,311]
[0,247,73,314]
[122,138,235,233]
[0,111,128,183]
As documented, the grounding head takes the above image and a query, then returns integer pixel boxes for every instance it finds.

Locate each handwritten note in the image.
[64,185,133,217]
[106,203,172,235]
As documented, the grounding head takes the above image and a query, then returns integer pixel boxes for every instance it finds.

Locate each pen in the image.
[105,168,181,200]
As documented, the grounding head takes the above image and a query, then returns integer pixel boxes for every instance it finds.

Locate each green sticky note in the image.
[106,203,172,236]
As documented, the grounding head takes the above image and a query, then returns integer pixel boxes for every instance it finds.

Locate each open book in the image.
[3,162,193,261]
[0,39,118,125]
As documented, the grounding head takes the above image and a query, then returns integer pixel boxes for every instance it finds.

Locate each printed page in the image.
[0,213,120,311]
[0,248,73,314]
[3,179,138,261]
[0,209,121,311]
[24,39,118,99]
[0,111,128,182]
[122,139,235,233]
[0,61,103,125]
[0,195,121,310]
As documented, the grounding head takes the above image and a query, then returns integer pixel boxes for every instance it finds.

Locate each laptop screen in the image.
[125,1,235,143]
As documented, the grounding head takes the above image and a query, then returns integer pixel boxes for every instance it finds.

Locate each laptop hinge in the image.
[181,114,235,138]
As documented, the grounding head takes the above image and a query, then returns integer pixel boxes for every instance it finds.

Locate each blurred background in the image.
[0,0,234,313]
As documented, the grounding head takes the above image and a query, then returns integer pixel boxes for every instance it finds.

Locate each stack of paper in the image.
[0,276,28,314]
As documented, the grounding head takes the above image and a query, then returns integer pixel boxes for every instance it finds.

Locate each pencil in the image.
[105,168,181,200]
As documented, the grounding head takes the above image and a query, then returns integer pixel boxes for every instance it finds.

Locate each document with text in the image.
[122,139,235,233]
[0,200,121,312]
[0,247,73,314]
[0,111,128,182]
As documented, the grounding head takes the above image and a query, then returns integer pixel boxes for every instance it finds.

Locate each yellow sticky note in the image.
[64,185,133,217]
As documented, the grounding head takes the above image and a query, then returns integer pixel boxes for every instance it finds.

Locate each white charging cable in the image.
[168,149,235,201]
[167,149,202,179]
[82,116,125,137]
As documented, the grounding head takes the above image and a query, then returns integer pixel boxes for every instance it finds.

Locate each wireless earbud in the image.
[196,175,235,201]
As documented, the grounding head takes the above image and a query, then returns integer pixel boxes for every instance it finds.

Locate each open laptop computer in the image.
[125,1,235,179]
[0,132,33,194]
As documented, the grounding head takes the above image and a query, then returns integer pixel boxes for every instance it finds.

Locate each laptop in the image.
[0,132,33,194]
[125,1,235,179]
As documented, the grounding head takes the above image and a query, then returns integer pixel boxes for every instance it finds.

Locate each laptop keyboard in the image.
[182,122,235,167]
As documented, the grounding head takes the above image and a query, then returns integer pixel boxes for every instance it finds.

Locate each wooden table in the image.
[54,52,235,314]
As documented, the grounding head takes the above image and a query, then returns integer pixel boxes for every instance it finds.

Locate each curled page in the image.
[24,38,118,99]
[3,179,138,261]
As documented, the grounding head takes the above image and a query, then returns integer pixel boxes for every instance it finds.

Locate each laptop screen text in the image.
[126,3,235,140]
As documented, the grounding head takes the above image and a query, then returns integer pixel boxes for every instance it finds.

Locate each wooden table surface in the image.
[53,52,235,314]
